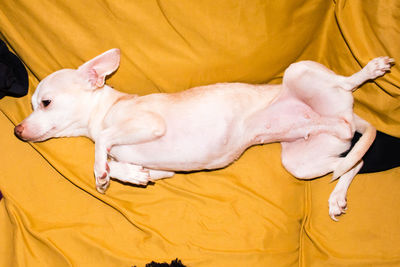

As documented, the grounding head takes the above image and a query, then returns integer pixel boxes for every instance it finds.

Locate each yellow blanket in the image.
[0,1,399,266]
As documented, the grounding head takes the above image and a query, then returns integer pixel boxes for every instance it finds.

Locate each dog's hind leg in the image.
[281,134,347,180]
[328,161,363,221]
[281,134,362,221]
[282,57,394,119]
[339,57,394,92]
[332,114,376,179]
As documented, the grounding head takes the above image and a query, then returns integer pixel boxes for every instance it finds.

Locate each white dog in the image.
[14,49,393,220]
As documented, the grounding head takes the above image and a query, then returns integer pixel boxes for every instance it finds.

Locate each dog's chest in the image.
[107,111,250,171]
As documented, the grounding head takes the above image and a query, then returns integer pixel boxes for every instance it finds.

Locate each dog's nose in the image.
[14,124,24,138]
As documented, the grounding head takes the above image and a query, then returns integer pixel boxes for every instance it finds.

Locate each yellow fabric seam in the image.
[298,181,311,267]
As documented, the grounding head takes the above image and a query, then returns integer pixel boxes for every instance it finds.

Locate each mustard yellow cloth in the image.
[0,1,399,266]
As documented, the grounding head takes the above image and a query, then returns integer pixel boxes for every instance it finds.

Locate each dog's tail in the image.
[332,114,376,180]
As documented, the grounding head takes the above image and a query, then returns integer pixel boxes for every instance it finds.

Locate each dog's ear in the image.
[77,48,120,89]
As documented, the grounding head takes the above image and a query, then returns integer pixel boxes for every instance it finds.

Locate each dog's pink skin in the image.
[15,49,393,220]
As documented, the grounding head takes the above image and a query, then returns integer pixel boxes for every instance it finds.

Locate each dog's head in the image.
[14,48,120,141]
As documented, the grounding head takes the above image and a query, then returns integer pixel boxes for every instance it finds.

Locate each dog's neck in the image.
[86,85,126,141]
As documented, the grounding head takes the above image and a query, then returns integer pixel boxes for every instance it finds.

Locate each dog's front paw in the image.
[124,167,151,186]
[328,190,347,221]
[365,56,394,80]
[94,161,110,194]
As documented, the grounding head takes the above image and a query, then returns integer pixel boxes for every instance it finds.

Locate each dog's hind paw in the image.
[328,190,347,221]
[364,56,394,80]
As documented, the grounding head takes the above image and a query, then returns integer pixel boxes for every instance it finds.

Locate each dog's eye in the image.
[42,100,51,107]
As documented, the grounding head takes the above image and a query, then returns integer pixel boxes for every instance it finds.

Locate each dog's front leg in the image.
[108,160,175,185]
[94,139,111,193]
[94,113,166,193]
[107,160,151,185]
